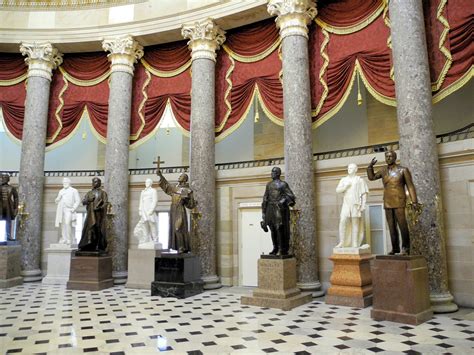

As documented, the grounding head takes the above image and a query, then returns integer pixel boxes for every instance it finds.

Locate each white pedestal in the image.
[126,247,162,289]
[42,244,76,285]
[333,244,371,255]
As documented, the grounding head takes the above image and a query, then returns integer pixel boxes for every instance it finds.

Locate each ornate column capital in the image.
[19,42,63,81]
[181,18,226,62]
[102,35,144,75]
[267,0,317,39]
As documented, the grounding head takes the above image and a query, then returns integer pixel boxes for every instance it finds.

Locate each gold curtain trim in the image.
[432,0,452,91]
[278,44,283,84]
[141,58,191,78]
[312,28,330,117]
[355,60,396,106]
[0,107,22,146]
[46,74,68,144]
[83,105,107,144]
[215,55,235,133]
[433,66,473,104]
[45,108,88,151]
[0,73,27,86]
[129,68,151,141]
[382,0,394,81]
[255,85,283,126]
[59,66,109,86]
[315,1,384,34]
[222,37,281,63]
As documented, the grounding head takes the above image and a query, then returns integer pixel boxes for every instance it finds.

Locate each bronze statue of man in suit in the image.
[367,150,419,255]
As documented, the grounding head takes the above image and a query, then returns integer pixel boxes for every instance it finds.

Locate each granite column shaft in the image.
[18,43,62,282]
[389,0,457,312]
[102,36,143,285]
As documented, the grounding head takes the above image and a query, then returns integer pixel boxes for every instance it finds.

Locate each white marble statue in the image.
[134,178,159,248]
[335,163,369,250]
[54,178,81,246]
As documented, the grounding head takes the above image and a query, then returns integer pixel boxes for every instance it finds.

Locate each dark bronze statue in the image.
[260,167,296,256]
[0,173,18,241]
[78,177,108,252]
[367,150,419,255]
[157,169,196,253]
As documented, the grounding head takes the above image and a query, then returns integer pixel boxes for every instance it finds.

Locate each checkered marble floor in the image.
[0,284,472,354]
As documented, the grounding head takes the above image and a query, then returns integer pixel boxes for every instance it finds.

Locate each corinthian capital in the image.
[102,35,144,75]
[181,18,226,62]
[267,0,317,39]
[20,42,63,81]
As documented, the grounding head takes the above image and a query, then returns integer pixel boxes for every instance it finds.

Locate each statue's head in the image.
[178,173,189,184]
[62,177,71,189]
[385,150,397,165]
[271,167,281,180]
[1,173,10,184]
[92,177,101,189]
[348,163,358,175]
[145,178,153,188]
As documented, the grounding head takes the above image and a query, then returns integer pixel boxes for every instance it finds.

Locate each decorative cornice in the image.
[181,18,226,62]
[19,42,63,81]
[267,0,317,39]
[102,35,144,75]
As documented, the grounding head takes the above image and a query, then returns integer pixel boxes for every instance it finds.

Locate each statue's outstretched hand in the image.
[369,157,377,167]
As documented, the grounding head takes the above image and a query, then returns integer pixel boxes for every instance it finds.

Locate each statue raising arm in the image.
[367,157,382,181]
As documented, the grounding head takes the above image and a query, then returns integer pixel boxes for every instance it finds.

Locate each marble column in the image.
[182,19,225,290]
[389,0,457,313]
[18,43,63,282]
[102,36,144,285]
[268,0,323,296]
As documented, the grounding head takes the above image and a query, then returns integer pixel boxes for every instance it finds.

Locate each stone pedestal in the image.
[126,247,162,289]
[326,253,374,308]
[371,255,433,325]
[0,244,23,288]
[151,253,204,298]
[42,244,76,285]
[241,256,312,311]
[67,254,114,291]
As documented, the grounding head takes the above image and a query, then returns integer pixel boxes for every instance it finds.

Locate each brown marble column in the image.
[18,42,62,282]
[102,36,144,285]
[182,19,225,290]
[268,0,323,296]
[389,0,457,313]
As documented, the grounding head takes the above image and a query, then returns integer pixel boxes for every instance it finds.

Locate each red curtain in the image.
[61,52,109,80]
[0,54,27,80]
[317,0,383,29]
[143,41,190,72]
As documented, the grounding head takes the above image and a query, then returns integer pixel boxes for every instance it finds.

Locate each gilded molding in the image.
[19,42,63,81]
[102,35,144,75]
[181,18,226,62]
[267,0,317,39]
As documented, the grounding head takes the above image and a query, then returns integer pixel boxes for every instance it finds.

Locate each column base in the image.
[0,245,23,288]
[21,269,42,282]
[430,292,459,313]
[297,281,325,297]
[112,270,128,285]
[202,275,222,290]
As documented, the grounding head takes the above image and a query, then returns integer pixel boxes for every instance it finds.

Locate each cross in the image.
[153,155,165,173]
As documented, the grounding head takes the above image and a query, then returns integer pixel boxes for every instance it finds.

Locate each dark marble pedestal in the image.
[0,243,23,288]
[151,252,203,298]
[371,255,433,325]
[67,254,113,291]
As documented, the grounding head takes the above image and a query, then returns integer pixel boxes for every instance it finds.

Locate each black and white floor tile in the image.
[0,284,472,354]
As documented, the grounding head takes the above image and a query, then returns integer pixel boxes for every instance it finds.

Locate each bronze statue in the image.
[157,170,196,253]
[367,150,419,255]
[260,167,296,256]
[0,173,18,241]
[78,177,108,252]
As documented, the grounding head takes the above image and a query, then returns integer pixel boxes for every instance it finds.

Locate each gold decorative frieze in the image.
[19,42,63,81]
[181,18,226,62]
[0,0,143,10]
[267,0,317,39]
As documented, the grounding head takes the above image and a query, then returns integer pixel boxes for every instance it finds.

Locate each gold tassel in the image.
[82,131,87,140]
[357,71,363,106]
[254,96,260,123]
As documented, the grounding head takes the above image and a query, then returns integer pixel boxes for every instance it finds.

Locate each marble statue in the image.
[0,173,18,241]
[260,167,296,256]
[335,164,369,250]
[55,178,81,246]
[134,178,159,248]
[157,170,196,253]
[367,150,419,255]
[78,177,108,253]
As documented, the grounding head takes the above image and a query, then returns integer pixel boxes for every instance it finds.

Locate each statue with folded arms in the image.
[55,178,81,246]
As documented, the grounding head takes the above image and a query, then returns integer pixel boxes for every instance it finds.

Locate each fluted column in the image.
[18,42,63,282]
[182,19,225,290]
[102,35,143,285]
[389,0,457,313]
[268,0,323,296]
